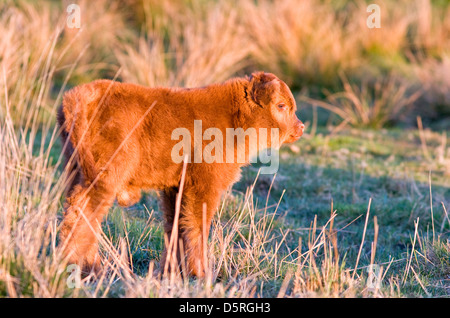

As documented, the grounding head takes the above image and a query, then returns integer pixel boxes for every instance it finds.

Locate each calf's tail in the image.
[58,84,100,188]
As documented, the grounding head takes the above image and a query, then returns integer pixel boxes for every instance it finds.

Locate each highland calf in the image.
[58,72,304,277]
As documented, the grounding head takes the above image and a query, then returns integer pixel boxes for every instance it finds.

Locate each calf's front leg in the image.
[160,185,221,277]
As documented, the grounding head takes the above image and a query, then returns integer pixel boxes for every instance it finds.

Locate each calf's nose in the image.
[295,120,304,137]
[299,121,305,131]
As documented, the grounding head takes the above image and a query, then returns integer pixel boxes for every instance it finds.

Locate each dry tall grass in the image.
[116,0,252,87]
[413,56,450,122]
[243,0,359,87]
[59,0,131,80]
[2,0,449,123]
[301,74,422,128]
[0,2,59,125]
[0,33,69,297]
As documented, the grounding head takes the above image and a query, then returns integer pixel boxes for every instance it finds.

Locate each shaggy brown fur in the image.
[58,72,304,277]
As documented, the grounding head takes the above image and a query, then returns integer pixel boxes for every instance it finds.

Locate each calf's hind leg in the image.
[60,181,117,274]
[60,164,134,274]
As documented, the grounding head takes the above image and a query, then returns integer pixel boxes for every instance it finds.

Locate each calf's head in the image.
[245,72,304,147]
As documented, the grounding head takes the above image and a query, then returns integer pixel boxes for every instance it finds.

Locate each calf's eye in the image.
[277,103,287,111]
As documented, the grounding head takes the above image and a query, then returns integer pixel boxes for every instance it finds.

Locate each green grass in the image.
[239,127,448,297]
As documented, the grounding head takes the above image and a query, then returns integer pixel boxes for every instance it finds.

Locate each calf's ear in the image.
[248,72,279,108]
